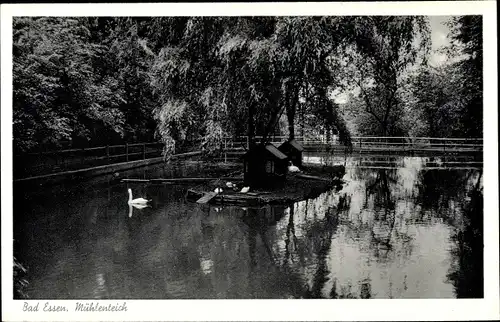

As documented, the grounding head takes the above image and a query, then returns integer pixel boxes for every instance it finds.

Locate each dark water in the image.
[14,156,483,299]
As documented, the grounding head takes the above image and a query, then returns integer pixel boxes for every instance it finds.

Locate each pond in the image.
[13,156,483,299]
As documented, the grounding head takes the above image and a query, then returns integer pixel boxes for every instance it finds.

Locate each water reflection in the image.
[128,204,150,218]
[14,157,483,299]
[446,172,483,298]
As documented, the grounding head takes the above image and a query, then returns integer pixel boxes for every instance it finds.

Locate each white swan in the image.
[288,161,301,173]
[128,188,151,205]
[226,182,234,188]
[214,187,223,193]
[240,186,250,193]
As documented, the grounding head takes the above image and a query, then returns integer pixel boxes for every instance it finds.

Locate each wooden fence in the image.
[14,142,165,178]
[14,136,483,178]
[217,136,483,161]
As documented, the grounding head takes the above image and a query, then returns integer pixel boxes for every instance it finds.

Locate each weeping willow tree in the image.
[148,18,227,157]
[271,17,354,144]
[148,17,355,159]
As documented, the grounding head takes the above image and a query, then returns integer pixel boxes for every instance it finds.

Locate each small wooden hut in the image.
[242,143,288,187]
[278,138,304,168]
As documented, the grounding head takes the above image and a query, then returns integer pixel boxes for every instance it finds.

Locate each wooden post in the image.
[126,143,129,161]
[106,145,110,163]
[246,136,249,150]
[143,143,146,160]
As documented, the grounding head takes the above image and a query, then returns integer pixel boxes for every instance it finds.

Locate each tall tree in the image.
[105,17,158,142]
[271,17,353,144]
[149,17,235,156]
[406,65,462,137]
[340,17,430,136]
[402,16,483,139]
[13,17,127,152]
[446,15,483,137]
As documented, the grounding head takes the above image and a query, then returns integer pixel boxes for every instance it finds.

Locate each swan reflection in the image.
[128,203,150,218]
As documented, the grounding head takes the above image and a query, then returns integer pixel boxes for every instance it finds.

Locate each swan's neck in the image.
[128,190,133,202]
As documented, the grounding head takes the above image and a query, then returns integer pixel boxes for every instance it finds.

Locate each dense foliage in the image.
[13,17,156,153]
[340,16,482,138]
[13,16,482,155]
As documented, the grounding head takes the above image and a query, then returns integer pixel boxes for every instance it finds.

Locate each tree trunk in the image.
[301,102,305,138]
[287,105,295,140]
[286,79,300,141]
[261,81,284,144]
[248,101,255,149]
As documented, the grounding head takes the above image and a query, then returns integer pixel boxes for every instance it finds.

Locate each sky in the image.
[428,16,453,66]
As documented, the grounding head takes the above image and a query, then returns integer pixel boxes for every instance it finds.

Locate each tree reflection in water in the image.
[446,171,483,298]
[272,158,483,299]
[242,205,309,298]
[365,170,398,262]
[284,204,299,264]
[303,200,341,298]
[415,167,483,297]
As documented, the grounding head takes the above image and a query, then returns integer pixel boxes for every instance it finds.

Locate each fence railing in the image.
[14,142,165,179]
[14,136,483,178]
[216,136,483,161]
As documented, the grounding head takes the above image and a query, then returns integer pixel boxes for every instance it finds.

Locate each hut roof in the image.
[279,139,304,152]
[243,143,288,160]
[265,144,288,160]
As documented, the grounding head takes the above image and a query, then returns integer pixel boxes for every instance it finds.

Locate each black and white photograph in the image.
[1,2,498,321]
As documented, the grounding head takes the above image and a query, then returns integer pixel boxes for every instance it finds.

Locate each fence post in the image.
[126,143,129,162]
[106,145,110,163]
[143,143,146,160]
[246,136,249,150]
[359,137,362,153]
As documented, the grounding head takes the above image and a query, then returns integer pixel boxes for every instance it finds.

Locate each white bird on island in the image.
[214,187,223,193]
[127,188,151,205]
[226,182,234,188]
[288,161,301,173]
[240,186,250,193]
